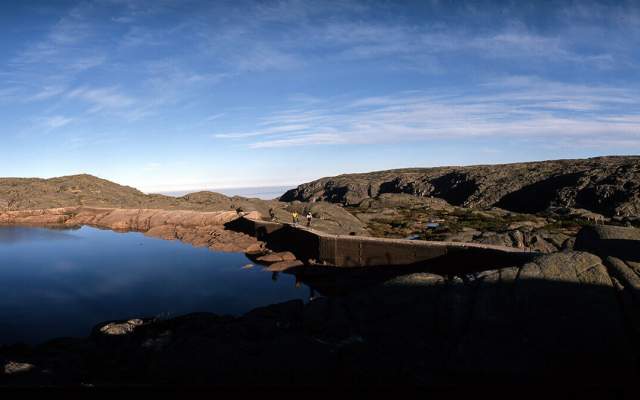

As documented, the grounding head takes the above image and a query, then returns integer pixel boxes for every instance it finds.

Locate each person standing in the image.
[291,211,298,225]
[306,212,312,227]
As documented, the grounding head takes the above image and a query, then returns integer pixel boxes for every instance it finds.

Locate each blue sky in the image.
[1,0,639,192]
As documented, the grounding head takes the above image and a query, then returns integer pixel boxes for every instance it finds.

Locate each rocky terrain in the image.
[344,193,587,253]
[6,165,635,252]
[0,166,638,390]
[0,207,262,253]
[0,224,637,390]
[281,156,640,218]
[280,156,640,252]
[0,174,368,236]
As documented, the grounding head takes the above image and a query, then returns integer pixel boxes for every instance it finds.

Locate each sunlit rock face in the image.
[0,174,369,237]
[99,319,145,336]
[3,362,35,375]
[281,156,640,217]
[0,207,258,253]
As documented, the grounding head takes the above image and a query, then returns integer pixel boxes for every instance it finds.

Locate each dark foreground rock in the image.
[575,225,640,350]
[1,238,638,389]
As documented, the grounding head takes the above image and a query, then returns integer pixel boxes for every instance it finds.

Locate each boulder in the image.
[266,260,304,272]
[256,251,297,264]
[244,243,267,255]
[575,225,640,262]
[3,362,35,375]
[98,319,145,336]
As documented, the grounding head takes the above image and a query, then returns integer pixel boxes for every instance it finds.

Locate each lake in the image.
[0,225,309,345]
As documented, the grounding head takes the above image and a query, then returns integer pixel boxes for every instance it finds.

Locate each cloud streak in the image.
[43,115,74,129]
[216,78,640,149]
[68,86,136,112]
[2,0,640,188]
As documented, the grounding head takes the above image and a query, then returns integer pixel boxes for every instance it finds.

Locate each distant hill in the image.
[0,174,259,212]
[280,156,640,217]
[0,174,368,235]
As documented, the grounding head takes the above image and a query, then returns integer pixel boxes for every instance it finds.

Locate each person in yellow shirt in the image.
[291,211,299,225]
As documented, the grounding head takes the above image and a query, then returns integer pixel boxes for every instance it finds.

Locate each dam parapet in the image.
[225,216,538,269]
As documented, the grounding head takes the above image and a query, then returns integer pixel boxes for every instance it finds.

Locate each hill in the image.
[0,174,271,212]
[280,156,640,217]
[0,174,368,236]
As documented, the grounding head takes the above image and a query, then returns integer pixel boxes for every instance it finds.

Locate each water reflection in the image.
[0,225,80,244]
[0,226,309,345]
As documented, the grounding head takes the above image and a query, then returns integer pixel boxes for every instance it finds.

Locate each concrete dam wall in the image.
[226,216,537,269]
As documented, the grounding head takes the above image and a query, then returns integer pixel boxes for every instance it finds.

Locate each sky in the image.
[1,0,639,193]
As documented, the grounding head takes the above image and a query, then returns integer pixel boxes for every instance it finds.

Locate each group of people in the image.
[291,211,313,227]
[268,208,313,227]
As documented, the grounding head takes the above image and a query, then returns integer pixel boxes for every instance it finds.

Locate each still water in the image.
[0,226,308,345]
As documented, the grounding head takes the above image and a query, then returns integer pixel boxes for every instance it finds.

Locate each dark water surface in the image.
[0,226,308,345]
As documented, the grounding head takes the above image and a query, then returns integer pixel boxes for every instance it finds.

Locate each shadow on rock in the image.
[0,251,637,390]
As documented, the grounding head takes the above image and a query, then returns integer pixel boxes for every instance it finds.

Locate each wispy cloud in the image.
[216,78,640,149]
[26,86,67,102]
[5,0,638,124]
[11,2,100,70]
[43,115,74,129]
[206,113,225,121]
[214,124,311,139]
[1,0,639,189]
[67,86,136,112]
[4,2,107,111]
[250,133,346,148]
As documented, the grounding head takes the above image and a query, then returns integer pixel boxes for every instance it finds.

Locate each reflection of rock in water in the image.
[0,226,80,244]
[291,247,535,298]
[293,267,417,297]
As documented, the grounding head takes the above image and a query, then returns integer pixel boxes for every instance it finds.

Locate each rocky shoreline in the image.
[0,207,264,253]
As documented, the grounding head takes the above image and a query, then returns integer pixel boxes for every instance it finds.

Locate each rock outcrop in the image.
[281,156,640,217]
[575,225,640,344]
[345,193,578,252]
[0,207,259,253]
[256,251,297,263]
[0,174,267,213]
[0,174,369,237]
